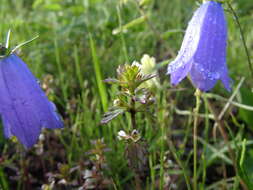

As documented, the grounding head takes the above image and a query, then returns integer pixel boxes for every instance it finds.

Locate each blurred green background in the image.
[1,0,253,189]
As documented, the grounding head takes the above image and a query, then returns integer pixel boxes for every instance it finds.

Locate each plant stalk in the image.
[193,89,201,190]
[129,96,141,189]
[227,2,253,79]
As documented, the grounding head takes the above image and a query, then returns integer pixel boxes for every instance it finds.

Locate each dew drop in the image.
[213,72,220,79]
[37,79,41,86]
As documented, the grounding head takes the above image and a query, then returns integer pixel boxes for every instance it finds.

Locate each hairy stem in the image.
[129,96,141,189]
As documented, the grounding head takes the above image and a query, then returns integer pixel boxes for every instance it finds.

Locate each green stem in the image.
[116,5,129,63]
[201,95,210,189]
[193,89,201,190]
[227,2,253,79]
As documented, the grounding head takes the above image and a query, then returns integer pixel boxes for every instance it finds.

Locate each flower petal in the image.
[171,60,193,86]
[189,62,218,91]
[167,1,231,92]
[0,61,13,138]
[190,1,231,91]
[0,54,63,148]
[167,2,209,74]
[220,66,232,91]
[2,117,12,138]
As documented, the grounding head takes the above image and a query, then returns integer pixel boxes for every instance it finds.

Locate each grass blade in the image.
[89,34,108,112]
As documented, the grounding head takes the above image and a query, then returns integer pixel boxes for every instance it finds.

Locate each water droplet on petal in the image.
[37,79,41,86]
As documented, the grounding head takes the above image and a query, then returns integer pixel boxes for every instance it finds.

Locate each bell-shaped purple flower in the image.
[167,1,232,91]
[0,54,63,148]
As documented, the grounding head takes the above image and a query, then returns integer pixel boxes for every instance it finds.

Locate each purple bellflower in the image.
[167,1,232,92]
[0,53,63,148]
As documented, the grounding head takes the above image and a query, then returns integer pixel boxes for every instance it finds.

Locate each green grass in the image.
[1,0,253,189]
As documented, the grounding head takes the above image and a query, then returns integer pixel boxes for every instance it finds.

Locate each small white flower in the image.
[39,134,45,141]
[140,54,160,88]
[117,130,128,140]
[113,99,120,106]
[83,169,93,179]
[58,179,67,185]
[131,61,141,68]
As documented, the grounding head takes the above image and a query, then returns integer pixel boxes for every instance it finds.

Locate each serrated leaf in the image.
[139,73,156,83]
[101,109,125,124]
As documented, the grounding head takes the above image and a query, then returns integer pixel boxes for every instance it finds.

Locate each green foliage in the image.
[239,88,253,129]
[89,34,108,112]
[1,0,253,189]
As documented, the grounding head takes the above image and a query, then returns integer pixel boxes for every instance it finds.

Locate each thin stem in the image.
[116,5,129,63]
[227,2,253,79]
[134,175,142,190]
[130,97,137,130]
[129,95,140,189]
[201,95,210,188]
[193,89,201,190]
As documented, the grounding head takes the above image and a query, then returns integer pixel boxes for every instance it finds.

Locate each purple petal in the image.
[171,60,193,86]
[0,54,63,148]
[167,2,209,74]
[2,117,12,138]
[190,1,231,91]
[189,62,218,91]
[167,1,232,92]
[0,61,13,138]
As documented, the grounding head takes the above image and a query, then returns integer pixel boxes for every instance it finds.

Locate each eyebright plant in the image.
[101,56,156,125]
[0,31,63,148]
[167,0,231,92]
[101,55,157,184]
